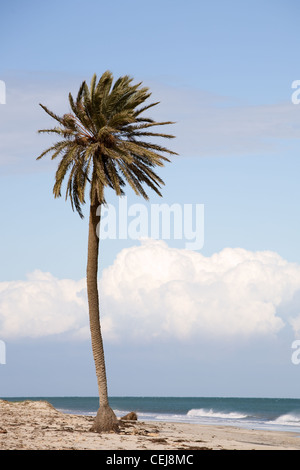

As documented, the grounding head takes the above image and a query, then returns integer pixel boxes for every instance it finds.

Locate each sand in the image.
[0,399,300,450]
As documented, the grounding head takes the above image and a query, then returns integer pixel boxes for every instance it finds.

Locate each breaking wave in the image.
[270,413,300,427]
[187,408,247,420]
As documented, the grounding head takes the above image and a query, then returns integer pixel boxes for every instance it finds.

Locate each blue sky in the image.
[1,0,300,398]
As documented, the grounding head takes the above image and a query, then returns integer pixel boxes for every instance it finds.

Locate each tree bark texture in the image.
[86,202,118,432]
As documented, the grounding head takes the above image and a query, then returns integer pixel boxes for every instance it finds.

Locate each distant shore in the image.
[0,399,300,450]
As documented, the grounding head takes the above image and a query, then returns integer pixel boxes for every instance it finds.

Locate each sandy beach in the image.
[0,399,300,450]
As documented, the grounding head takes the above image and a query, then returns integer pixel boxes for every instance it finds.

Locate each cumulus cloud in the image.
[0,270,89,340]
[100,240,300,341]
[1,241,300,342]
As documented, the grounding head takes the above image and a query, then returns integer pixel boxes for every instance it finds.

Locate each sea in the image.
[4,396,300,434]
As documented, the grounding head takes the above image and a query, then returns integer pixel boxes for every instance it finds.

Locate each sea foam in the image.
[187,408,247,420]
[270,413,300,427]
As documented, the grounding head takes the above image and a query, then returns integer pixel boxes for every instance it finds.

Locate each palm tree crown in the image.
[37,71,177,215]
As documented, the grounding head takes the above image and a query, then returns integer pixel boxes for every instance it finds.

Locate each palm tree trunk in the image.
[87,201,118,432]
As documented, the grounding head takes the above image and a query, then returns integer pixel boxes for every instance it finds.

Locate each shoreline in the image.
[1,399,300,450]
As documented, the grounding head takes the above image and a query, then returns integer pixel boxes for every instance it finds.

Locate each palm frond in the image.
[39,104,63,124]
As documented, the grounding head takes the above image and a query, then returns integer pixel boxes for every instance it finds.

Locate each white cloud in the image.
[100,240,300,341]
[1,241,300,342]
[1,74,300,176]
[0,73,86,174]
[0,270,89,340]
[144,80,300,158]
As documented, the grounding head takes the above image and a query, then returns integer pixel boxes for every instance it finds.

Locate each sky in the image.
[1,0,300,398]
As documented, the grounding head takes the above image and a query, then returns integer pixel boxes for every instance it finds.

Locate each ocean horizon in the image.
[3,396,300,434]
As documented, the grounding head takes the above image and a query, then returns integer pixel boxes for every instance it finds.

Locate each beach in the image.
[0,399,300,450]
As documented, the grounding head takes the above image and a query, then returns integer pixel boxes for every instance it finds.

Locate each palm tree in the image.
[37,71,177,432]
